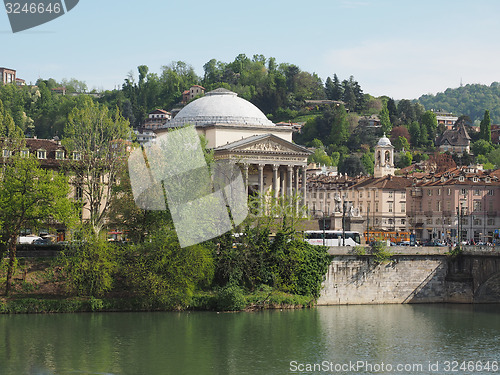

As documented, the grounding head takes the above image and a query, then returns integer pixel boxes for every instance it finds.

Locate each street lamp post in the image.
[456,199,466,251]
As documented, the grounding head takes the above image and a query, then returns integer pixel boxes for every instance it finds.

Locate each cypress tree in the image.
[480,110,491,142]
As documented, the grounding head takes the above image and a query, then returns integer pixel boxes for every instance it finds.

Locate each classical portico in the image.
[157,88,312,205]
[214,134,309,202]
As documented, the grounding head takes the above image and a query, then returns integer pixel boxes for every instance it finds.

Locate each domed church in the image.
[158,88,311,202]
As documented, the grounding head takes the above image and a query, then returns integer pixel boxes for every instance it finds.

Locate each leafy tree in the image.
[124,230,214,308]
[361,152,374,175]
[420,110,438,142]
[480,110,492,142]
[340,155,366,176]
[487,147,500,167]
[397,151,413,168]
[408,121,421,147]
[64,235,117,297]
[308,148,333,166]
[387,98,398,124]
[330,151,340,166]
[379,102,392,134]
[471,139,494,156]
[107,163,172,243]
[325,74,343,101]
[390,126,411,147]
[63,97,132,235]
[397,99,418,124]
[0,99,21,137]
[392,135,411,152]
[0,154,74,295]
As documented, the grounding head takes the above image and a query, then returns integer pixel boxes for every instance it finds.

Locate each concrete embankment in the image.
[318,246,500,305]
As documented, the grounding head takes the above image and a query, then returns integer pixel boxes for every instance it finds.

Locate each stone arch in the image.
[474,272,500,302]
[385,150,391,166]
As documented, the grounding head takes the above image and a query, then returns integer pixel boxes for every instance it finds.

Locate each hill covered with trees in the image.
[417,82,500,124]
[1,54,500,176]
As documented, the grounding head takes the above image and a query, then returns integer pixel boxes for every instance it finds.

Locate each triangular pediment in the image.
[215,134,311,155]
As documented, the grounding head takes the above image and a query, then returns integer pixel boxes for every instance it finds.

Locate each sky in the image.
[1,0,499,99]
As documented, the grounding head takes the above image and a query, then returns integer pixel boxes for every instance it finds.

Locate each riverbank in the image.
[0,258,315,314]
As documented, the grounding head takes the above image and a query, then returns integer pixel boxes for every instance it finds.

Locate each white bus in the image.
[304,230,361,246]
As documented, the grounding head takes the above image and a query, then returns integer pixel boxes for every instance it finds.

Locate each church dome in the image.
[166,88,275,128]
[377,134,392,147]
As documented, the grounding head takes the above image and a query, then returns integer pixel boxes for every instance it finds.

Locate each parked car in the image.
[32,238,50,246]
[422,240,446,247]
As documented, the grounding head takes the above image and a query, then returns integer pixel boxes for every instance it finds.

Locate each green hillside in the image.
[417,82,500,124]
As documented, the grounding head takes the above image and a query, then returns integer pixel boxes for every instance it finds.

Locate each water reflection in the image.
[0,305,499,374]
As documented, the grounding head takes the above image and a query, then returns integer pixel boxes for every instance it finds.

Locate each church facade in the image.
[157,88,311,203]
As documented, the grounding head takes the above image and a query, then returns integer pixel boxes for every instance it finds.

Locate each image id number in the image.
[5,2,62,14]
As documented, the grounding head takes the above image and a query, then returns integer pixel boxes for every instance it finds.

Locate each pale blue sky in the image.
[1,0,499,99]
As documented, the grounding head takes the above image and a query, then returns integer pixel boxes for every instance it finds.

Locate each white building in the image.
[158,88,311,201]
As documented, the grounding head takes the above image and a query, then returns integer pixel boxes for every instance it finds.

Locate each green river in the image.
[1,304,499,374]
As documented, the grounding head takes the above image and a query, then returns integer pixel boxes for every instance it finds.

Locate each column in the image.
[258,164,264,196]
[243,164,249,190]
[287,165,293,198]
[302,167,307,208]
[272,164,279,199]
[280,169,286,198]
[294,166,299,195]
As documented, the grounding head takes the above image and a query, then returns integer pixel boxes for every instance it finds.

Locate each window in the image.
[389,202,393,213]
[447,188,451,196]
[375,202,379,212]
[427,190,432,196]
[55,150,65,160]
[473,201,482,212]
[319,193,323,199]
[368,191,371,198]
[401,191,406,199]
[474,189,480,196]
[488,189,494,196]
[437,201,441,212]
[2,149,10,158]
[75,186,83,200]
[389,191,393,198]
[473,177,479,182]
[359,205,363,213]
[487,218,495,226]
[437,189,441,196]
[73,151,82,161]
[20,149,29,158]
[459,176,465,182]
[461,189,467,195]
[426,218,432,225]
[401,218,406,225]
[312,193,316,199]
[37,149,46,159]
[401,202,406,213]
[359,191,363,198]
[473,218,481,226]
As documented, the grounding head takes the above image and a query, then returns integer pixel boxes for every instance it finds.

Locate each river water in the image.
[0,304,499,375]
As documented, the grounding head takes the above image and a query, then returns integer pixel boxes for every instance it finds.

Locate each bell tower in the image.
[374,134,395,178]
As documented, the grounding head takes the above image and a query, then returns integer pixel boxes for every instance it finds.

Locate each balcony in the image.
[411,188,422,197]
[424,211,433,217]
